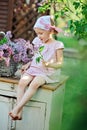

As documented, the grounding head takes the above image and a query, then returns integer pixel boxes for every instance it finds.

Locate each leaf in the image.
[73,2,80,9]
[0,37,8,45]
[36,56,42,63]
[82,5,87,18]
[54,12,59,19]
[67,20,73,28]
[39,46,44,52]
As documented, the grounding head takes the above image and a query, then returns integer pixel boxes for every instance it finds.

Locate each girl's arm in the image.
[43,49,63,69]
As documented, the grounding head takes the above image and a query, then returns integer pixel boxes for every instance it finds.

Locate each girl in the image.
[9,15,64,120]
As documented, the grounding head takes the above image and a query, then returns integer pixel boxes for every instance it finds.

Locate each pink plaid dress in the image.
[26,37,64,83]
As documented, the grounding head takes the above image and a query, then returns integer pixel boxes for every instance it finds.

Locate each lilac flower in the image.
[13,54,21,62]
[5,31,12,39]
[0,31,34,66]
[13,38,34,63]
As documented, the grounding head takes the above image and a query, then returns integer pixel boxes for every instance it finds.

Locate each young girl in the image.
[9,15,64,120]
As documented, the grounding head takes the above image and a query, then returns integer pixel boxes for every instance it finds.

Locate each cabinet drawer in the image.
[0,82,17,92]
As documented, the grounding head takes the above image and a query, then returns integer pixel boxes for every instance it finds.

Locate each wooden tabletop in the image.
[0,75,69,91]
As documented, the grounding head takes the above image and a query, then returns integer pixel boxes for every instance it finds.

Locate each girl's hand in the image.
[21,65,26,74]
[42,60,49,67]
[21,62,31,74]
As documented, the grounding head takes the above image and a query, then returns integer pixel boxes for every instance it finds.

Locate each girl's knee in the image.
[19,74,33,86]
[18,79,30,89]
[29,76,45,89]
[18,79,25,87]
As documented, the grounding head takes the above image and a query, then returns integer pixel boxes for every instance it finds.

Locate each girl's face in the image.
[34,28,51,43]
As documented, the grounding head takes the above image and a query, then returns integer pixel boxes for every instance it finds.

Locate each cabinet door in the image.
[0,95,12,130]
[15,101,46,130]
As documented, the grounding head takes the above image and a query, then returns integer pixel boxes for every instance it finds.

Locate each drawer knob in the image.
[10,85,14,89]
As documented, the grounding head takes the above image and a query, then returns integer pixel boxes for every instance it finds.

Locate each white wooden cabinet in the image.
[0,96,12,130]
[16,101,46,130]
[0,76,68,130]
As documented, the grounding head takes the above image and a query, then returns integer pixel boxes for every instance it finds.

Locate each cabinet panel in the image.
[16,101,46,130]
[0,96,12,130]
[0,82,16,92]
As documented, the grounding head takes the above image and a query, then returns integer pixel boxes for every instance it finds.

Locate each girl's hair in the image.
[50,18,58,34]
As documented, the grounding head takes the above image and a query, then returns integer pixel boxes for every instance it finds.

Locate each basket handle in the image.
[0,31,5,36]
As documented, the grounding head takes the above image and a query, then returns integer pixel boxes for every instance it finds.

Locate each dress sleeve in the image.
[32,37,42,45]
[32,37,42,50]
[55,41,64,50]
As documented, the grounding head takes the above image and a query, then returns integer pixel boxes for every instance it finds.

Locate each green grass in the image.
[61,56,87,130]
[57,36,79,49]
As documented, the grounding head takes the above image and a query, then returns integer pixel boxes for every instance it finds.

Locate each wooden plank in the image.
[0,15,7,19]
[0,77,19,84]
[0,0,8,31]
[0,6,8,10]
[0,75,69,91]
[0,19,7,23]
[0,28,6,32]
[7,0,14,30]
[0,10,8,15]
[0,2,8,6]
[0,24,7,27]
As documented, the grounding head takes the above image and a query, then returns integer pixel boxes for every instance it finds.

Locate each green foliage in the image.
[36,45,44,63]
[0,37,8,45]
[73,1,80,9]
[39,45,44,52]
[38,0,87,39]
[36,56,42,63]
[58,36,79,48]
[38,3,50,13]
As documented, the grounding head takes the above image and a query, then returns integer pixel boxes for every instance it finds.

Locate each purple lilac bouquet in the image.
[13,38,34,64]
[0,31,34,66]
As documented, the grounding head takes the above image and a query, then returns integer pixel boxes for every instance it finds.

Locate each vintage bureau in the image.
[0,76,68,130]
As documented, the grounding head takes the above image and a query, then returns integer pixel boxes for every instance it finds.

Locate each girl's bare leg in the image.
[9,74,33,119]
[17,74,34,117]
[9,76,45,119]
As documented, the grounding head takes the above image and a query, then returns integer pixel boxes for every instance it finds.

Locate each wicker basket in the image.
[0,59,17,77]
[0,31,17,77]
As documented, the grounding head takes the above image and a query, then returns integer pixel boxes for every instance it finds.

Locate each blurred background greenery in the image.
[61,40,87,130]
